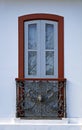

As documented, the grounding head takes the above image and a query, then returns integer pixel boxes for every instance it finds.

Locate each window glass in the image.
[45,24,54,49]
[28,24,37,49]
[45,51,54,75]
[28,51,37,75]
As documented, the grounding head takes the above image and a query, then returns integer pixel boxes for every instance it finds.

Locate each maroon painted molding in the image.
[18,13,64,78]
[16,78,66,81]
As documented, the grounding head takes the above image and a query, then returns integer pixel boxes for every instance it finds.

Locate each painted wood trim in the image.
[18,13,64,78]
[16,78,66,81]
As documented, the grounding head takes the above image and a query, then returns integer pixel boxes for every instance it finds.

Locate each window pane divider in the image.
[28,50,37,51]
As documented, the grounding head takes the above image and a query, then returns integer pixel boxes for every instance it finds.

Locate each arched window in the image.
[16,14,66,119]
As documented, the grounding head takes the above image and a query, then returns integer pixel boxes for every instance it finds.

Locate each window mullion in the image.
[40,20,45,78]
[37,20,41,78]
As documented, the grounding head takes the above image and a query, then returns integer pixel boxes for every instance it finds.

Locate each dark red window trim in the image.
[18,13,64,79]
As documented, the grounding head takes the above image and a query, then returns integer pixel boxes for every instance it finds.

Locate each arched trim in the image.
[18,13,64,78]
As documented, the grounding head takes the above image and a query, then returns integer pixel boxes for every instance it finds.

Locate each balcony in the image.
[16,78,66,119]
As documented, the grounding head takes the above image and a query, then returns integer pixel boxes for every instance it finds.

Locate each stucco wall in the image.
[0,0,82,123]
[0,125,82,130]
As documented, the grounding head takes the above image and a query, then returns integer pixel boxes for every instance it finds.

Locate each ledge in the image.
[14,118,68,125]
[0,118,68,125]
[0,118,82,125]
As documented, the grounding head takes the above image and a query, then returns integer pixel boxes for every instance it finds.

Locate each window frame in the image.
[18,13,64,79]
[24,20,58,78]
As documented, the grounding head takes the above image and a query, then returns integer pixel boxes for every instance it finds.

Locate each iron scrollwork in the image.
[16,79,66,119]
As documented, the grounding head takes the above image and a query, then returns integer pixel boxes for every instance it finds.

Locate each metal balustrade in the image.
[16,78,66,119]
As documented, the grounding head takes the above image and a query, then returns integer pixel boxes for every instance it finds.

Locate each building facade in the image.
[0,0,82,129]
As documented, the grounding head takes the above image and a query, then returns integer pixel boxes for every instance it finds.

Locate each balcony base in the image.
[0,118,82,124]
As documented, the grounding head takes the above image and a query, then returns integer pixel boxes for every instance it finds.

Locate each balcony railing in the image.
[16,78,66,119]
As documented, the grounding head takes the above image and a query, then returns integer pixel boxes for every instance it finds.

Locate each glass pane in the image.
[28,51,37,75]
[45,24,54,49]
[46,51,54,75]
[28,24,37,49]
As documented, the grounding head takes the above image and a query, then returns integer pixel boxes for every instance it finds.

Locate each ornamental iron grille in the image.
[16,78,66,119]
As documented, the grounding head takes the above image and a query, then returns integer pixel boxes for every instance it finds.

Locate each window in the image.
[16,14,66,119]
[24,20,58,78]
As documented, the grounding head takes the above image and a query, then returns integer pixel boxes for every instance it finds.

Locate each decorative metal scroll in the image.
[16,79,66,119]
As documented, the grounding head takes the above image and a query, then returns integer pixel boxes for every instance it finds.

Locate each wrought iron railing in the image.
[16,78,66,119]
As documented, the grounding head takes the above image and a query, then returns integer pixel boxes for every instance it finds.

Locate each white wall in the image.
[0,125,82,130]
[0,0,82,121]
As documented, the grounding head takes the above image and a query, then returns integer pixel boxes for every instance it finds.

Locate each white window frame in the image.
[24,20,58,78]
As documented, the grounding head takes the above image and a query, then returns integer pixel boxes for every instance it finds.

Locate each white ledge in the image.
[0,118,68,125]
[0,118,82,125]
[14,118,68,125]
